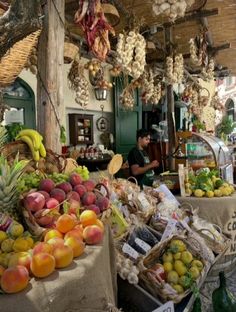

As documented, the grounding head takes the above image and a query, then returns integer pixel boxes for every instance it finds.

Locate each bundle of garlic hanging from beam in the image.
[119,85,135,110]
[189,38,202,66]
[116,251,139,284]
[140,69,155,104]
[152,0,195,21]
[165,54,184,84]
[202,58,215,81]
[116,31,146,79]
[150,81,162,105]
[68,60,89,108]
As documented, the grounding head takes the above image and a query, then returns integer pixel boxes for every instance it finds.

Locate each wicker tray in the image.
[138,233,213,303]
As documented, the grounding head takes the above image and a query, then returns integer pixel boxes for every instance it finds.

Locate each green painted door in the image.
[3,78,36,129]
[113,77,142,160]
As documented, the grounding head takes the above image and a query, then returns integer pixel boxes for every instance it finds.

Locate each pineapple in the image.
[0,126,7,148]
[0,155,29,220]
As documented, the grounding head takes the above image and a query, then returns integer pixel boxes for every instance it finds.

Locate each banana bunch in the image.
[16,129,46,162]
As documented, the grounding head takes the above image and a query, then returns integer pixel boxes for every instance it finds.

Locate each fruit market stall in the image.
[0,226,117,312]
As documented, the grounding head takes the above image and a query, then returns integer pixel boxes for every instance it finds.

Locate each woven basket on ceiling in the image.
[101,3,120,27]
[0,30,41,87]
[64,42,80,64]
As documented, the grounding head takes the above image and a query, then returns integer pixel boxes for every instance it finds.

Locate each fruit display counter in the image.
[0,226,117,312]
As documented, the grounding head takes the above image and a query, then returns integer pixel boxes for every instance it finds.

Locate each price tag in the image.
[122,243,139,260]
[161,219,178,242]
[152,301,174,312]
[135,238,151,253]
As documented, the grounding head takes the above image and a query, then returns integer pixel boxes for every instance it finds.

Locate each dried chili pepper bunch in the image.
[74,0,115,61]
[116,31,146,79]
[68,59,89,108]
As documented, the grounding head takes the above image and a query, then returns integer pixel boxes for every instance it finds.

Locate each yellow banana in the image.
[19,135,40,162]
[39,142,46,158]
[16,129,42,151]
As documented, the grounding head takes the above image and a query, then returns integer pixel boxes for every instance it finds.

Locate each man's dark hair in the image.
[136,129,150,141]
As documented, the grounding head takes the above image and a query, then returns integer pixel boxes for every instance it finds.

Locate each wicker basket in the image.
[101,3,120,27]
[0,141,66,173]
[64,42,79,64]
[0,30,41,87]
[138,233,213,303]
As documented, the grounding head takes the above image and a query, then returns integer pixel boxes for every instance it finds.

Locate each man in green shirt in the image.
[128,129,159,187]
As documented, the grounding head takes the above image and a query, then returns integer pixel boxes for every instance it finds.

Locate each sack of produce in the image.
[138,233,213,303]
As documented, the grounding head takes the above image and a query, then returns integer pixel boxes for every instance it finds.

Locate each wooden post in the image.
[37,0,65,154]
[165,26,176,171]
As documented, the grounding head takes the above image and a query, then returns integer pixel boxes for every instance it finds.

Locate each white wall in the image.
[19,57,114,147]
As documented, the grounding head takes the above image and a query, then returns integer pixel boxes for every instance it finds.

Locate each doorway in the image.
[2,78,36,129]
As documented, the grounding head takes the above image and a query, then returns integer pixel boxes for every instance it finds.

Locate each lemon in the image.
[0,231,7,244]
[221,187,230,196]
[172,284,184,294]
[181,251,193,265]
[8,222,24,238]
[189,266,200,280]
[24,236,34,249]
[194,189,204,198]
[13,238,29,252]
[1,238,14,253]
[174,260,187,276]
[206,190,214,198]
[162,252,173,263]
[163,262,173,273]
[214,189,222,197]
[170,239,186,253]
[167,271,179,284]
[191,260,204,272]
[173,252,181,260]
[229,185,235,194]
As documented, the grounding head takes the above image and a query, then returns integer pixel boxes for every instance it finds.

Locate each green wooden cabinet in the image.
[113,77,142,160]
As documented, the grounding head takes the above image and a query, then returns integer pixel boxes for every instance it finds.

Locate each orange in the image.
[79,210,97,227]
[56,214,76,234]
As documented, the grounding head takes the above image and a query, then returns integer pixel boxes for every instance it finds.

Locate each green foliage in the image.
[60,125,66,144]
[216,116,236,136]
[193,119,206,131]
[5,123,26,143]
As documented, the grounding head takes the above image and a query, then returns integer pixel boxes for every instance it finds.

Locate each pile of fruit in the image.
[0,209,104,294]
[149,239,204,295]
[185,169,235,198]
[22,172,110,229]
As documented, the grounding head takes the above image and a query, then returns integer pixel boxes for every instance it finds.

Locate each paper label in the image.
[152,301,174,312]
[137,192,150,211]
[122,243,139,260]
[127,193,133,201]
[161,219,178,242]
[135,238,151,253]
[154,184,180,206]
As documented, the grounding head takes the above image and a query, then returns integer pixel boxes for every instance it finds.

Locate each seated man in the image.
[128,129,159,187]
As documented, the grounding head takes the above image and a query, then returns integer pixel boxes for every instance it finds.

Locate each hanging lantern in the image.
[94,87,108,101]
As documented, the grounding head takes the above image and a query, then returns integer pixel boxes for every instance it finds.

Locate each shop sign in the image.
[226,210,236,255]
[152,301,174,312]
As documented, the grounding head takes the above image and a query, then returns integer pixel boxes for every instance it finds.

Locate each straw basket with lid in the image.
[64,42,80,64]
[101,3,120,27]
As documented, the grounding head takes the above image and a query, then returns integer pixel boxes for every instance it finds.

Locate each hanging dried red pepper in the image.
[74,0,115,61]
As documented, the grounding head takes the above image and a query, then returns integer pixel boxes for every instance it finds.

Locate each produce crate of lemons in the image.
[185,169,234,198]
[161,239,204,294]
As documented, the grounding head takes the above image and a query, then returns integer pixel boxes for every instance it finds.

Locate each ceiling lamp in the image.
[101,3,120,27]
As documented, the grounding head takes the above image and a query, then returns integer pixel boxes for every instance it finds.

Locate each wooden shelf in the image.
[69,113,94,146]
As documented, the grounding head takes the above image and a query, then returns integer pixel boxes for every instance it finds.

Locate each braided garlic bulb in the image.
[116,31,146,79]
[152,0,194,21]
